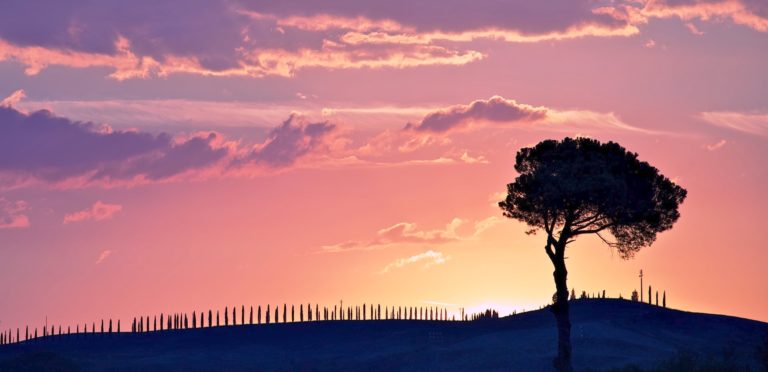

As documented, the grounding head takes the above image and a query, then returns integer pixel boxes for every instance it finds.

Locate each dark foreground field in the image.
[1,299,766,371]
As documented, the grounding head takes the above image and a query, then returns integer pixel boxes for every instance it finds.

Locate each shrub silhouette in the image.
[499,137,687,372]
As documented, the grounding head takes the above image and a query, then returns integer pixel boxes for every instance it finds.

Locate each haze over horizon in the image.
[1,0,767,332]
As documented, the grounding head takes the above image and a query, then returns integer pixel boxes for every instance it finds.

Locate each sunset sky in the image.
[1,0,768,332]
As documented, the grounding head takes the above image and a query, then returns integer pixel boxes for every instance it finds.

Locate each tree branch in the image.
[572,222,615,236]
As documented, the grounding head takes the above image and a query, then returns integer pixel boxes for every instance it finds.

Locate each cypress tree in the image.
[101,319,104,333]
[283,304,287,323]
[258,305,262,324]
[232,306,236,326]
[109,319,113,333]
[225,307,229,326]
[184,314,188,329]
[193,311,197,328]
[300,304,304,322]
[117,320,120,333]
[663,291,666,308]
[250,306,254,325]
[160,314,164,331]
[656,291,659,306]
[266,305,271,324]
[208,310,212,328]
[648,285,652,305]
[216,311,220,327]
[34,328,37,340]
[292,304,295,322]
[25,326,28,341]
[241,306,245,326]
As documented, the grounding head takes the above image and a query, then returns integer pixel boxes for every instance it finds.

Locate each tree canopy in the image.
[499,137,687,259]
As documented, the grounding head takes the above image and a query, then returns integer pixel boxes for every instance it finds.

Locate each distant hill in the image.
[1,299,766,371]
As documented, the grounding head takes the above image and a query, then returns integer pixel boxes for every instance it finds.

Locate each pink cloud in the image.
[642,0,768,32]
[0,89,25,108]
[63,201,123,224]
[0,197,30,229]
[706,139,727,151]
[95,250,112,264]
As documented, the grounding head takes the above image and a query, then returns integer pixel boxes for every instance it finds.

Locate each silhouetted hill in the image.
[1,299,766,371]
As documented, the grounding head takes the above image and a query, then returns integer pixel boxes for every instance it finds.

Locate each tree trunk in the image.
[551,258,573,372]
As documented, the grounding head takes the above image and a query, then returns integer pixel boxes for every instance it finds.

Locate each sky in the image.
[1,0,768,332]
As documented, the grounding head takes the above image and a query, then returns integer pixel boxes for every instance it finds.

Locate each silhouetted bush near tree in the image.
[499,137,687,372]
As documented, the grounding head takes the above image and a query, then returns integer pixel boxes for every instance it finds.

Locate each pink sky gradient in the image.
[1,0,767,333]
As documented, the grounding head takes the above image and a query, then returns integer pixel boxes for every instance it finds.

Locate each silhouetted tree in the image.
[283,304,287,323]
[631,290,638,301]
[499,137,687,372]
[241,306,245,326]
[266,305,271,324]
[656,291,659,306]
[216,311,220,327]
[300,304,304,322]
[208,310,212,327]
[109,319,112,333]
[117,320,120,333]
[250,306,254,325]
[663,291,666,308]
[192,311,197,328]
[258,305,262,324]
[649,285,652,305]
[25,326,28,341]
[232,306,236,326]
[275,305,279,324]
[292,305,295,322]
[602,290,606,299]
[225,307,229,326]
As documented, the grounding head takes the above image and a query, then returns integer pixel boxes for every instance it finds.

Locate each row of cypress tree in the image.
[0,303,454,346]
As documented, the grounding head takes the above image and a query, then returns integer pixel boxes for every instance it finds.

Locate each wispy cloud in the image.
[705,139,727,151]
[322,216,501,253]
[63,201,123,224]
[0,197,30,229]
[95,250,112,264]
[700,111,768,137]
[381,250,450,273]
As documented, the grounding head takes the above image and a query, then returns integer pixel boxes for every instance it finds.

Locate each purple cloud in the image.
[248,114,337,167]
[0,106,228,186]
[405,96,548,133]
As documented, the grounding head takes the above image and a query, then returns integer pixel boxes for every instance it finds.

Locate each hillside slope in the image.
[1,299,766,371]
